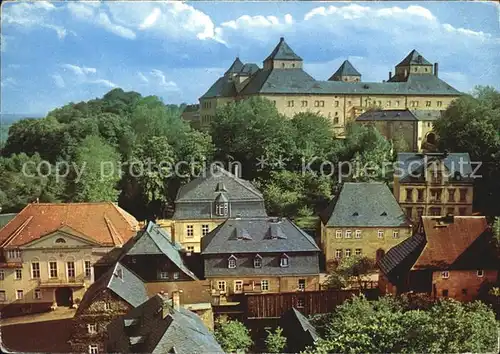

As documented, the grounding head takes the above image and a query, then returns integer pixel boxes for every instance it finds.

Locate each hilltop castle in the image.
[197,37,461,137]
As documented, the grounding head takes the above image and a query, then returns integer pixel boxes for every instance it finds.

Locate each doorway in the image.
[55,287,73,306]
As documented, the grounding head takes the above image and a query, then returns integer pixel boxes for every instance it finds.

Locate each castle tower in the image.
[390,50,435,82]
[263,37,303,70]
[329,60,361,82]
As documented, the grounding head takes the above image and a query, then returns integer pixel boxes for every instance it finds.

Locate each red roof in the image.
[413,216,489,269]
[0,203,139,248]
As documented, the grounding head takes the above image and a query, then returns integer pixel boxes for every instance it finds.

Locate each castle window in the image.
[355,230,361,239]
[288,100,294,107]
[334,117,339,125]
[437,101,443,107]
[282,63,285,68]
[335,230,342,239]
[202,224,210,236]
[425,68,428,72]
[426,101,431,107]
[186,225,194,237]
[314,101,319,107]
[292,63,296,68]
[395,100,400,107]
[393,230,399,239]
[414,67,418,72]
[301,100,308,107]
[378,230,384,239]
[334,101,339,107]
[320,101,325,107]
[345,230,352,239]
[386,101,391,107]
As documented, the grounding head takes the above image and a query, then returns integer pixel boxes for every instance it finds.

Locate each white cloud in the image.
[67,2,95,19]
[97,13,136,39]
[0,35,7,53]
[138,72,149,83]
[52,74,65,88]
[1,77,17,88]
[150,69,178,90]
[442,23,491,40]
[61,64,97,76]
[90,79,117,88]
[139,7,161,30]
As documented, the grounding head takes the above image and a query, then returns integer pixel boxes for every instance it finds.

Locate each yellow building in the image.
[0,202,139,316]
[198,37,461,137]
[356,109,440,152]
[394,152,474,222]
[172,165,267,253]
[320,182,413,270]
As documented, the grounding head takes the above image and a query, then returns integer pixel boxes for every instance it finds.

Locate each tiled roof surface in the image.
[0,203,138,248]
[397,49,432,66]
[413,216,493,269]
[356,109,443,122]
[77,262,148,314]
[107,294,223,354]
[265,37,303,61]
[322,183,411,227]
[330,60,361,79]
[396,152,473,182]
[378,232,426,276]
[201,217,320,254]
[126,222,198,280]
[411,109,443,121]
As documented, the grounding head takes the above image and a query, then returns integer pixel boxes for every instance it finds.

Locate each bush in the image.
[214,316,253,353]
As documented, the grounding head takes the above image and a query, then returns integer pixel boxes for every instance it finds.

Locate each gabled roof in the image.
[175,165,263,203]
[107,293,224,354]
[201,217,320,255]
[396,50,432,66]
[321,183,411,228]
[0,203,138,248]
[240,63,260,75]
[356,109,443,122]
[126,222,198,280]
[199,75,237,99]
[396,152,473,183]
[379,216,497,276]
[329,60,361,79]
[77,262,148,315]
[265,37,302,61]
[225,57,244,74]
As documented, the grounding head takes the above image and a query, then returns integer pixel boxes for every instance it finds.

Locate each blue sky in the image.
[1,1,499,115]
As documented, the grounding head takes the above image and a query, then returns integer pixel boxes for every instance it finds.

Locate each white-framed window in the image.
[477,270,484,277]
[7,249,21,259]
[31,262,40,279]
[16,290,23,300]
[355,230,361,239]
[335,230,342,239]
[441,271,449,279]
[261,280,269,291]
[173,272,180,280]
[89,344,98,354]
[355,248,362,256]
[280,255,289,268]
[104,302,111,311]
[0,290,6,301]
[378,230,384,239]
[15,269,22,280]
[297,297,305,308]
[298,279,305,291]
[34,288,42,300]
[335,249,342,259]
[393,230,399,239]
[0,270,4,281]
[159,272,169,280]
[254,255,262,268]
[84,260,92,279]
[345,230,352,238]
[49,260,58,278]
[87,323,97,334]
[217,281,226,293]
[345,249,352,258]
[228,256,237,269]
[186,225,194,237]
[67,261,76,279]
[201,224,210,236]
[234,280,243,293]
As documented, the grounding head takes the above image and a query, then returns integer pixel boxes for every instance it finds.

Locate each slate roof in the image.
[379,216,496,277]
[288,307,319,340]
[240,63,260,75]
[225,57,244,74]
[265,37,303,61]
[175,165,263,203]
[356,109,443,122]
[126,222,198,280]
[396,152,473,183]
[182,104,199,113]
[396,49,432,66]
[321,183,411,228]
[201,217,320,255]
[330,60,361,79]
[107,293,224,354]
[0,203,138,248]
[200,75,237,99]
[239,70,460,96]
[77,262,148,314]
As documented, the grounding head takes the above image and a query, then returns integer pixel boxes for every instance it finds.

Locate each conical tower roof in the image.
[330,60,361,79]
[225,57,244,74]
[265,37,302,61]
[397,50,432,66]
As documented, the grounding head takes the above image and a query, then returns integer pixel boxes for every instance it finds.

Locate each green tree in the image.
[492,216,500,244]
[265,326,287,353]
[325,255,376,289]
[68,135,121,202]
[214,316,253,353]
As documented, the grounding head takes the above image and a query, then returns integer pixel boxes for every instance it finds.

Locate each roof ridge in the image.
[288,219,320,250]
[1,216,33,248]
[110,202,139,231]
[104,216,124,246]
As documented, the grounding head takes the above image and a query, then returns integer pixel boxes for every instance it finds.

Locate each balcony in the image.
[38,277,85,288]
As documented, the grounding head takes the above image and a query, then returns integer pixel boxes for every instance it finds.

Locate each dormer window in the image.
[280,254,290,268]
[254,255,262,268]
[115,268,123,280]
[228,255,237,269]
[214,192,229,216]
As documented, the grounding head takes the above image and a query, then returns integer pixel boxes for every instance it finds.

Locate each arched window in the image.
[55,238,66,244]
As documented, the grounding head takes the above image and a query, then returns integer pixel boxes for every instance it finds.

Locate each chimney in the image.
[389,71,392,80]
[159,292,170,319]
[404,69,408,77]
[233,164,240,178]
[434,63,438,77]
[172,291,181,311]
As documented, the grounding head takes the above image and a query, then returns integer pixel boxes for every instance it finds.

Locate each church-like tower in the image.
[389,50,437,82]
[329,60,362,82]
[263,37,303,70]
